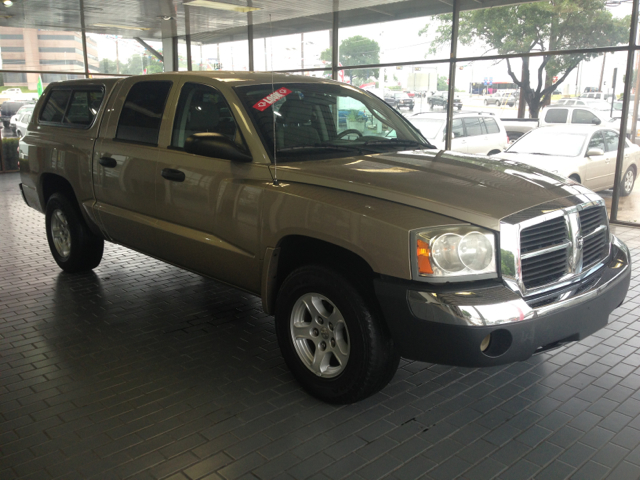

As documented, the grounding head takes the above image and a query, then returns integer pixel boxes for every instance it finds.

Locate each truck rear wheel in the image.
[45,193,104,273]
[275,265,399,404]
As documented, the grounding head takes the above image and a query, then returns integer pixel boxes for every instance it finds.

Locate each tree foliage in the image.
[321,35,380,85]
[422,0,630,117]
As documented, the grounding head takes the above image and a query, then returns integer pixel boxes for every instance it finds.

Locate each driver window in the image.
[588,132,605,153]
[572,109,597,124]
[172,82,237,149]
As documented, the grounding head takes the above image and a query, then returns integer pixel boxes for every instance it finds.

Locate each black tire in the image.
[621,167,636,197]
[45,193,104,272]
[16,130,22,138]
[496,101,501,106]
[484,100,488,106]
[457,105,462,110]
[275,265,399,404]
[429,102,434,110]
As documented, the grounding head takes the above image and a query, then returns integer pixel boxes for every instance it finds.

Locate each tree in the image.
[320,35,380,85]
[437,75,448,91]
[422,1,629,117]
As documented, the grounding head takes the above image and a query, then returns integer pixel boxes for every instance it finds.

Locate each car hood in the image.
[270,149,583,230]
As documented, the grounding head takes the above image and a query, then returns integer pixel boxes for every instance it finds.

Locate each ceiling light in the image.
[92,23,151,31]
[182,1,261,13]
[3,0,13,7]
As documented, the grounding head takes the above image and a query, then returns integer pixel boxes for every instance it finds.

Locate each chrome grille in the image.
[520,217,568,289]
[520,216,567,254]
[505,200,610,296]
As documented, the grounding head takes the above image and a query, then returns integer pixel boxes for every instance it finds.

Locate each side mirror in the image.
[592,118,601,125]
[184,132,252,162]
[587,148,604,157]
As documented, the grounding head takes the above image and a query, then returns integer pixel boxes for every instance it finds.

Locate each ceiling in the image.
[0,0,529,44]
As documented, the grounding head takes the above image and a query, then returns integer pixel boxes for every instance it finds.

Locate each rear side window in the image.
[40,90,72,123]
[544,109,568,124]
[40,87,104,127]
[483,117,500,134]
[64,90,104,126]
[451,118,464,138]
[116,81,172,145]
[463,117,485,136]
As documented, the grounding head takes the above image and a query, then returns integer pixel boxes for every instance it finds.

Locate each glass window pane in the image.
[172,83,238,148]
[89,34,163,75]
[64,89,104,126]
[544,109,568,124]
[0,27,88,74]
[603,130,619,153]
[462,117,483,136]
[572,109,598,124]
[40,89,72,123]
[456,2,630,59]
[116,81,172,145]
[588,132,605,151]
[484,117,500,134]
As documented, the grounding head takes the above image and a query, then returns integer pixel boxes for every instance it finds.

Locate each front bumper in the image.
[374,236,631,366]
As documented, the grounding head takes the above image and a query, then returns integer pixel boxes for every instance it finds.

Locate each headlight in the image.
[412,226,497,282]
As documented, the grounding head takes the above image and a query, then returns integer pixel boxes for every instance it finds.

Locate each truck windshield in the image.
[234,82,430,162]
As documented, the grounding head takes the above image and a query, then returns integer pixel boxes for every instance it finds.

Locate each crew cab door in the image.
[93,78,174,252]
[152,80,270,292]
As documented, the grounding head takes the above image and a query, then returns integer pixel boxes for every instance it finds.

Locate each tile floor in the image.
[1,172,640,480]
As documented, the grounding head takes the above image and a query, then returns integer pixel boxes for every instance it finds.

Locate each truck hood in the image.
[271,149,583,231]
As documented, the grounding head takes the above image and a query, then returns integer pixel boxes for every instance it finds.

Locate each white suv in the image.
[409,112,509,155]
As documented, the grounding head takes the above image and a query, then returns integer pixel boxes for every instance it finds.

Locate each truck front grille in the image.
[515,203,609,294]
[520,217,568,289]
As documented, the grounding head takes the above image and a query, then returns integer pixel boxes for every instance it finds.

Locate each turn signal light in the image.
[417,239,433,274]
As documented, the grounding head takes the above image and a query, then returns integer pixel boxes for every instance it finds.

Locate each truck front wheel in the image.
[275,265,399,404]
[45,193,104,272]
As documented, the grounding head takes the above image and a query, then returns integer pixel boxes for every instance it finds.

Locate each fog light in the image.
[480,334,491,352]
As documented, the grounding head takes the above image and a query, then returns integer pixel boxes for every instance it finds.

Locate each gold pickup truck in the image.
[18,72,631,403]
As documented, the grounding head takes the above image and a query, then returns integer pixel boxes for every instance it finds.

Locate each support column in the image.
[331,2,339,81]
[248,1,254,71]
[162,37,179,72]
[445,0,459,151]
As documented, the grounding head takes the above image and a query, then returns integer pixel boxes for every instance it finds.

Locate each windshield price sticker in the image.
[253,88,292,111]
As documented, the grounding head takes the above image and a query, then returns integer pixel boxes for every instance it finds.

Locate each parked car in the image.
[497,125,638,196]
[10,104,35,134]
[14,105,34,137]
[383,91,415,110]
[1,100,32,128]
[483,91,515,106]
[18,73,631,403]
[409,112,508,155]
[427,91,462,110]
[551,98,610,112]
[3,87,22,97]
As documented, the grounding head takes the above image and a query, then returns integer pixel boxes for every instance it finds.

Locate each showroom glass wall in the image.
[1,0,640,226]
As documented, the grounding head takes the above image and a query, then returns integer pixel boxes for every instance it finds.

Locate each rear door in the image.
[460,117,488,154]
[93,78,174,252]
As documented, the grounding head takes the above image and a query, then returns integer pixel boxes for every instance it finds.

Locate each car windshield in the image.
[506,130,587,157]
[234,82,430,162]
[409,118,445,139]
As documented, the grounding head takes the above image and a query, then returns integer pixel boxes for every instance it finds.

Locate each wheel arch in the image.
[40,173,102,237]
[262,235,376,315]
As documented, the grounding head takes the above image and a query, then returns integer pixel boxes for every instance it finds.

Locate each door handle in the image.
[161,168,186,182]
[99,156,117,168]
